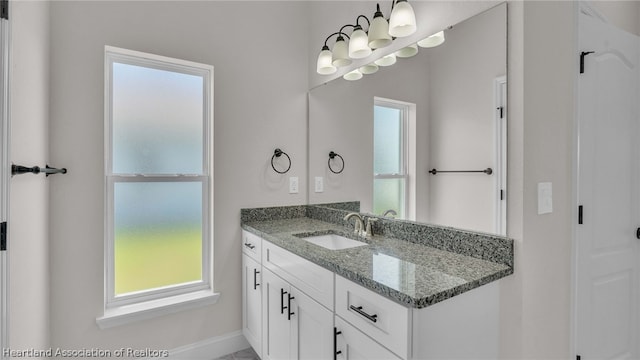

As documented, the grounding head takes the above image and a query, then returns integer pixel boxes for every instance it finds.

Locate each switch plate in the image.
[315,177,324,193]
[537,182,553,215]
[289,177,299,194]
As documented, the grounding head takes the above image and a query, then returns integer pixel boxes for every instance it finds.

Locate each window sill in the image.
[96,290,220,329]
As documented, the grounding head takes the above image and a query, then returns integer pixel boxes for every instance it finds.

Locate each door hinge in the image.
[578,205,583,225]
[580,51,595,74]
[0,0,8,20]
[0,221,6,251]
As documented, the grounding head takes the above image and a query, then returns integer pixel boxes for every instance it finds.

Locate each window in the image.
[373,98,414,219]
[102,46,214,323]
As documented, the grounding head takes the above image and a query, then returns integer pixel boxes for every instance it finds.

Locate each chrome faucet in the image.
[343,212,365,237]
[382,209,397,218]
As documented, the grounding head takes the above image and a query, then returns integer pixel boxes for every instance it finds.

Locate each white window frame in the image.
[98,46,216,328]
[373,97,416,220]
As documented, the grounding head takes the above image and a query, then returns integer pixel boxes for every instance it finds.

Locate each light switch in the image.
[315,176,324,193]
[538,182,553,215]
[289,177,299,194]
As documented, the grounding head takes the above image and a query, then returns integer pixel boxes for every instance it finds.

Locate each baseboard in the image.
[165,330,250,359]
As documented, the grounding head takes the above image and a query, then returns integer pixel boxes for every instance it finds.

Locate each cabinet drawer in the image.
[335,316,401,360]
[242,230,262,261]
[263,241,334,310]
[335,275,409,359]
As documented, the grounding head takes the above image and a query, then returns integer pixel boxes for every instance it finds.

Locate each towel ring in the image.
[271,148,291,174]
[328,151,344,174]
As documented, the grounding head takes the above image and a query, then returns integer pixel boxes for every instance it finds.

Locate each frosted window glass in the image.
[373,178,405,219]
[114,182,203,295]
[374,106,402,174]
[112,62,204,174]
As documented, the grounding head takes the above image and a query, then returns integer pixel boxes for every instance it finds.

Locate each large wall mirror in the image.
[308,3,507,235]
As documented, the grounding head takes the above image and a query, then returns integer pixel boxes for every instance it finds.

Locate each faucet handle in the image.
[365,218,378,238]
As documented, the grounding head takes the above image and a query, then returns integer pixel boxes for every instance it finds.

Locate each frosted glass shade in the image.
[317,48,337,75]
[389,1,417,37]
[343,69,363,81]
[395,44,418,58]
[374,53,397,67]
[368,16,392,49]
[359,63,379,75]
[417,31,445,48]
[332,38,352,67]
[349,27,372,59]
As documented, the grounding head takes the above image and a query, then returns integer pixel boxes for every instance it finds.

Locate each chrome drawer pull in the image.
[349,305,378,323]
[244,242,255,250]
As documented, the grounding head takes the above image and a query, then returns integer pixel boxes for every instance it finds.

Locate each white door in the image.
[0,6,9,358]
[576,8,640,359]
[290,286,333,360]
[242,254,262,358]
[262,269,292,360]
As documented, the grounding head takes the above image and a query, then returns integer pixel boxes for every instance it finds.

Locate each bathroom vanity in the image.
[241,204,513,360]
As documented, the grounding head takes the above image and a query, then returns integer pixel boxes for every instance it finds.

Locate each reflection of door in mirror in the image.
[373,98,416,221]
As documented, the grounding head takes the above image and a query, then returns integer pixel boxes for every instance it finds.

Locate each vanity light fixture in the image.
[395,44,418,58]
[388,0,417,37]
[417,30,445,48]
[374,53,397,66]
[359,63,379,75]
[315,1,417,75]
[343,69,363,81]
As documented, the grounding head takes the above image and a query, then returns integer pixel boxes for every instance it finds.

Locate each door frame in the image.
[0,6,9,358]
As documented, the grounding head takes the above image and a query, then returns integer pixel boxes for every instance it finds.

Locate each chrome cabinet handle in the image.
[244,242,255,250]
[349,305,378,323]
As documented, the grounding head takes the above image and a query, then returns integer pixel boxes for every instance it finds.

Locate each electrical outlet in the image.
[289,177,299,194]
[315,177,324,193]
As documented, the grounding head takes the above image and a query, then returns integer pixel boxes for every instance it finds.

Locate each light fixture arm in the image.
[322,31,351,49]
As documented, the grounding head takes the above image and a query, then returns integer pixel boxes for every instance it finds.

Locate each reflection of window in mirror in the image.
[373,98,416,220]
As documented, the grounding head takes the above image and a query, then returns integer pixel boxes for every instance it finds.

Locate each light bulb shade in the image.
[395,44,418,58]
[368,16,392,49]
[359,63,379,75]
[332,38,352,67]
[389,1,417,37]
[417,31,445,48]
[316,49,337,75]
[374,53,397,67]
[343,69,363,81]
[349,28,372,59]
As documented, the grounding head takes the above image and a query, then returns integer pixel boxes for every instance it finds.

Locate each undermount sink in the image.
[295,231,368,250]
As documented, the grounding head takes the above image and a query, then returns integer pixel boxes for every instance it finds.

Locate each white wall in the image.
[427,5,506,233]
[8,0,51,351]
[48,1,308,353]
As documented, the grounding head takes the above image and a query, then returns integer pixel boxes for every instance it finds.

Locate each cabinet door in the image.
[242,254,262,358]
[262,269,292,360]
[290,287,333,360]
[335,317,402,360]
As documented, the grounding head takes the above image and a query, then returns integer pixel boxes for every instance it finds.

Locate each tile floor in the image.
[213,347,260,360]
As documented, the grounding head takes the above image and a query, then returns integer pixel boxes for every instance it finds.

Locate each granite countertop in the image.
[241,216,513,309]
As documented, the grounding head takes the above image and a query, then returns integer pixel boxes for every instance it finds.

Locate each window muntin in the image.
[105,46,213,307]
[373,100,409,219]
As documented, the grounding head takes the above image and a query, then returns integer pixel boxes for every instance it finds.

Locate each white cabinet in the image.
[335,275,409,359]
[262,268,333,360]
[335,316,402,360]
[242,253,262,358]
[242,230,263,358]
